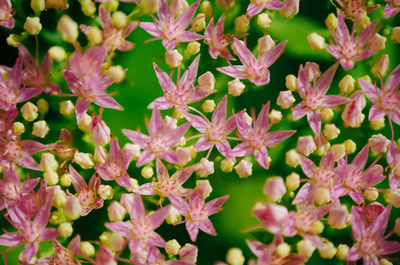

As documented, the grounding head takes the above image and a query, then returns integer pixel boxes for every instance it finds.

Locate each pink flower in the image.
[168,188,229,241]
[383,0,400,18]
[90,109,111,146]
[149,55,216,112]
[122,107,190,166]
[140,0,204,50]
[252,202,289,234]
[0,0,14,28]
[217,38,287,86]
[246,0,284,18]
[184,96,238,161]
[358,64,400,132]
[292,63,347,134]
[326,10,378,70]
[347,204,400,265]
[95,138,134,190]
[36,235,81,265]
[335,0,379,20]
[387,140,400,190]
[0,199,59,263]
[105,194,170,264]
[204,14,235,60]
[341,90,366,128]
[232,102,296,169]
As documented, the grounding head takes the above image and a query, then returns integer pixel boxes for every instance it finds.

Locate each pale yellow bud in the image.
[192,13,205,32]
[78,114,92,132]
[166,239,181,255]
[358,16,371,31]
[364,188,379,201]
[58,222,73,237]
[285,74,297,91]
[202,100,215,113]
[344,139,356,154]
[319,241,336,259]
[141,0,159,14]
[12,122,25,135]
[359,74,372,84]
[107,65,125,84]
[52,190,66,208]
[257,13,272,28]
[73,152,94,169]
[297,239,316,258]
[166,49,183,68]
[187,41,201,55]
[32,120,49,138]
[368,33,386,52]
[331,143,346,162]
[286,172,300,190]
[269,109,282,123]
[60,173,72,187]
[391,27,400,43]
[81,0,96,16]
[321,108,334,122]
[276,243,290,258]
[31,0,45,12]
[285,149,300,167]
[315,187,330,205]
[325,13,337,29]
[112,11,128,28]
[57,15,79,43]
[235,15,250,33]
[220,158,235,173]
[98,185,114,200]
[36,98,49,115]
[257,35,275,53]
[234,159,252,178]
[324,124,340,140]
[49,211,63,225]
[200,1,213,16]
[123,143,140,161]
[195,180,213,198]
[166,206,182,224]
[370,118,385,130]
[371,54,390,78]
[44,171,59,185]
[99,232,125,252]
[7,34,22,47]
[21,102,38,121]
[141,166,154,179]
[24,17,42,35]
[60,100,75,116]
[226,248,245,265]
[310,220,324,234]
[307,32,326,50]
[394,218,400,237]
[198,71,215,90]
[80,241,95,257]
[228,79,245,97]
[336,244,349,260]
[173,109,185,120]
[126,178,139,192]
[87,27,103,46]
[40,153,59,172]
[339,75,355,95]
[48,46,67,62]
[380,259,393,265]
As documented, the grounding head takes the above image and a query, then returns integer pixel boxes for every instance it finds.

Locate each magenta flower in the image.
[347,204,400,265]
[333,144,385,204]
[0,199,59,263]
[168,188,229,241]
[0,0,14,28]
[246,0,284,18]
[69,164,104,216]
[341,90,366,128]
[358,64,400,132]
[387,140,400,190]
[184,96,238,161]
[0,59,42,112]
[36,235,82,265]
[122,107,190,167]
[326,10,378,70]
[292,63,347,134]
[105,194,170,264]
[335,0,379,20]
[140,0,204,50]
[149,55,216,112]
[95,138,133,190]
[383,0,400,18]
[137,158,195,198]
[247,235,307,265]
[217,38,287,86]
[204,14,235,60]
[231,102,296,169]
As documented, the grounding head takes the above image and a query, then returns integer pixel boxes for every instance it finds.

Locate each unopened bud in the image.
[80,241,95,257]
[257,13,272,28]
[324,124,340,140]
[226,247,245,265]
[328,204,348,229]
[285,149,300,167]
[7,34,22,47]
[48,46,67,62]
[220,158,235,172]
[331,143,346,162]
[286,172,300,190]
[276,243,290,258]
[297,239,315,258]
[196,158,214,177]
[187,41,201,55]
[310,220,324,234]
[391,27,400,43]
[364,188,379,201]
[235,15,250,33]
[394,218,400,237]
[166,239,181,255]
[198,71,215,90]
[52,189,67,208]
[44,171,59,186]
[192,13,205,32]
[40,153,59,172]
[24,17,42,35]
[200,1,213,16]
[98,185,114,200]
[269,109,282,123]
[107,65,126,84]
[60,173,72,187]
[78,114,92,132]
[380,259,393,265]
[285,74,297,91]
[315,187,330,205]
[234,159,252,178]
[321,108,334,122]
[166,205,182,224]
[264,176,286,201]
[370,118,385,130]
[123,143,141,161]
[339,75,355,95]
[202,100,215,113]
[307,32,326,50]
[141,166,154,179]
[64,196,82,220]
[31,0,45,12]
[277,90,295,109]
[166,49,183,68]
[99,232,125,252]
[57,15,79,43]
[368,33,386,52]
[344,139,356,154]
[228,79,245,97]
[81,0,96,16]
[58,222,73,237]
[336,244,349,260]
[73,152,94,169]
[108,201,126,221]
[12,122,25,135]
[179,243,198,264]
[296,135,316,156]
[319,241,336,259]
[21,102,38,121]
[258,35,274,53]
[112,11,128,28]
[325,13,337,29]
[371,54,389,78]
[32,120,49,138]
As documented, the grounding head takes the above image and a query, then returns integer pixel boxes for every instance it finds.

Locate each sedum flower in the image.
[204,14,235,60]
[232,102,296,169]
[246,0,284,18]
[326,10,378,71]
[341,90,366,128]
[122,107,190,167]
[168,188,229,241]
[0,0,14,28]
[36,235,81,265]
[140,0,204,50]
[383,0,400,18]
[387,140,400,190]
[217,38,287,86]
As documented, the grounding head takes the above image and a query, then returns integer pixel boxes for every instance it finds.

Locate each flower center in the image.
[207,123,225,142]
[133,221,152,240]
[79,189,97,207]
[4,141,22,160]
[313,169,334,188]
[359,236,378,255]
[344,170,362,190]
[3,183,20,200]
[23,222,40,243]
[156,180,178,197]
[249,132,265,149]
[305,93,323,110]
[149,137,167,154]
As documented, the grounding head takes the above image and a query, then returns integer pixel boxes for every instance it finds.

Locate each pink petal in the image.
[184,113,208,133]
[137,150,157,167]
[255,102,270,132]
[254,147,269,169]
[198,218,216,236]
[232,38,255,67]
[368,104,386,121]
[314,63,338,95]
[264,130,296,147]
[69,165,87,193]
[217,65,249,79]
[259,40,287,68]
[385,64,400,93]
[75,97,91,124]
[211,96,227,124]
[105,222,133,237]
[186,221,200,241]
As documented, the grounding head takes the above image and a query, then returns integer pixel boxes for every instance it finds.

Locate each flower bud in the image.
[80,241,95,257]
[315,187,330,205]
[391,27,400,43]
[318,241,336,259]
[277,90,295,109]
[296,135,316,156]
[31,0,45,12]
[195,180,213,199]
[187,41,201,55]
[107,65,126,84]
[192,13,205,32]
[32,120,49,138]
[64,196,82,220]
[310,220,324,234]
[228,79,245,97]
[58,222,73,237]
[321,108,334,122]
[369,134,390,153]
[344,139,356,154]
[307,32,326,50]
[363,187,379,201]
[257,13,272,28]
[324,124,340,140]
[196,158,214,177]
[276,243,291,258]
[202,99,216,113]
[78,114,92,132]
[46,0,68,9]
[60,173,72,187]
[234,160,252,178]
[269,109,282,123]
[331,143,346,162]
[198,71,215,90]
[285,74,297,91]
[21,102,38,121]
[123,143,141,161]
[36,99,48,115]
[370,118,385,130]
[49,211,63,225]
[328,204,348,229]
[179,244,198,264]
[59,100,75,116]
[285,149,299,167]
[44,171,59,186]
[368,33,386,52]
[380,259,393,265]
[48,46,67,62]
[24,17,42,35]
[281,0,299,18]
[57,15,79,43]
[297,239,316,258]
[81,0,96,16]
[52,189,67,208]
[339,75,355,95]
[258,35,275,53]
[166,239,181,255]
[112,11,128,28]
[220,158,234,172]
[226,247,245,265]
[166,205,182,225]
[336,244,349,260]
[87,27,103,46]
[73,152,94,169]
[286,172,300,190]
[200,1,213,16]
[98,185,114,200]
[325,13,337,29]
[394,218,400,237]
[141,0,159,14]
[94,146,108,164]
[170,0,188,16]
[264,176,286,201]
[100,232,125,252]
[235,15,250,33]
[90,111,110,146]
[108,201,126,221]
[165,49,183,68]
[141,166,154,179]
[358,16,370,30]
[371,54,389,78]
[40,153,59,172]
[304,62,320,81]
[176,147,192,165]
[7,34,22,47]
[12,122,25,135]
